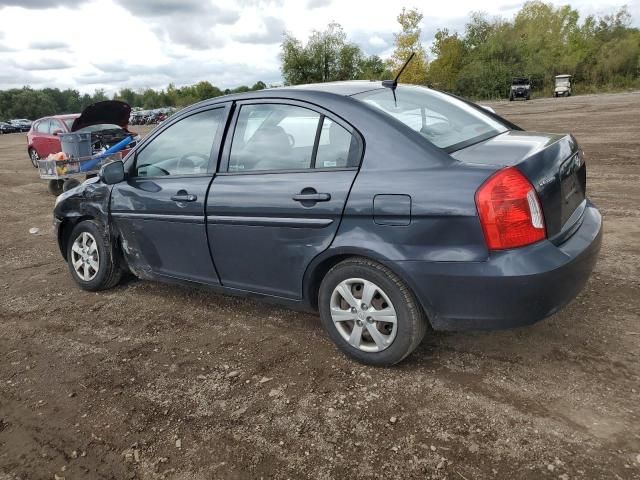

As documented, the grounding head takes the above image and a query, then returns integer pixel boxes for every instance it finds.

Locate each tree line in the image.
[0,81,267,121]
[281,2,639,98]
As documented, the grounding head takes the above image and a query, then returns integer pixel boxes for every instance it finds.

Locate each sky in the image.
[0,0,638,93]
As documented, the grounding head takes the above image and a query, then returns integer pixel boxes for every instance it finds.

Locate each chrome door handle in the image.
[171,194,197,202]
[292,193,331,202]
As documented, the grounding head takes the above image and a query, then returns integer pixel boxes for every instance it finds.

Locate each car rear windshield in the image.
[353,85,508,151]
[63,118,75,130]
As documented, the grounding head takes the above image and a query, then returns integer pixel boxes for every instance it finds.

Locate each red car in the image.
[27,114,79,167]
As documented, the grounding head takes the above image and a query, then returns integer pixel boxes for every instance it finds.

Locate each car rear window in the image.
[63,118,75,130]
[353,85,508,152]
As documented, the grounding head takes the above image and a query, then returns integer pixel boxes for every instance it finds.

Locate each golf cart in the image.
[554,75,572,97]
[509,77,531,101]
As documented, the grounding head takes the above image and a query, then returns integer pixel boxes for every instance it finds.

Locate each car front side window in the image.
[35,120,50,134]
[134,108,223,178]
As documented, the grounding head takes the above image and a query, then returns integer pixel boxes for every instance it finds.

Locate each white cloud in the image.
[368,35,388,49]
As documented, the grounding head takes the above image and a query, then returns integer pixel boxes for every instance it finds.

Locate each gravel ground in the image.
[0,92,639,480]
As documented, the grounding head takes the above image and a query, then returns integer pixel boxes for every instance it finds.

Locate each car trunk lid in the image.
[451,130,586,237]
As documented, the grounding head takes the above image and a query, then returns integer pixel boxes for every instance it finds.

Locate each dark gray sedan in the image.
[53,81,602,365]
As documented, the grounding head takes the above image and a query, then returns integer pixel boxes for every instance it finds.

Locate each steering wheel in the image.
[177,152,209,173]
[286,134,295,148]
[137,163,170,176]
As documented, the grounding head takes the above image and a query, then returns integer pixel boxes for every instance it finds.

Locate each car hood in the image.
[71,100,131,132]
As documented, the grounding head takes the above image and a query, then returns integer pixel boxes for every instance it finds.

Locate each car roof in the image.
[273,80,385,96]
[33,114,80,123]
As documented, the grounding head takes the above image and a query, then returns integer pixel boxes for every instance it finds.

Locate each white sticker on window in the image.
[323,160,337,168]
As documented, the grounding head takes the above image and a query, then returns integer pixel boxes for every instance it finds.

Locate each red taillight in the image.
[475,167,546,250]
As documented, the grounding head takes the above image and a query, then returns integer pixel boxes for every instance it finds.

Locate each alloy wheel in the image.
[29,149,39,167]
[71,232,100,281]
[330,278,398,352]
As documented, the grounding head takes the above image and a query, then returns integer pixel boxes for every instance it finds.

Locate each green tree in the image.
[358,55,391,80]
[428,29,467,90]
[280,22,367,84]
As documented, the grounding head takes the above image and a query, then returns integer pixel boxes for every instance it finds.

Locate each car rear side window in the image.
[315,118,358,169]
[134,108,224,177]
[229,104,320,172]
[228,104,361,172]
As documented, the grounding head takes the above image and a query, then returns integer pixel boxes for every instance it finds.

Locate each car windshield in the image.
[556,78,570,86]
[63,118,76,130]
[512,78,529,85]
[354,85,508,151]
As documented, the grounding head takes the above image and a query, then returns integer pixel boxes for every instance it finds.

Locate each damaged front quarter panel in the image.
[53,177,114,261]
[53,177,154,280]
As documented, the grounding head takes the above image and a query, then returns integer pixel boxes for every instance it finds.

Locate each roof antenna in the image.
[382,51,415,106]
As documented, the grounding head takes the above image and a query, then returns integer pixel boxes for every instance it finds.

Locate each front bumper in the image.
[391,201,602,331]
[53,216,65,258]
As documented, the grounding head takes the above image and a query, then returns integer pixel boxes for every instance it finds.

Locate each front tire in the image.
[29,148,40,168]
[47,179,64,196]
[66,220,122,291]
[63,178,81,192]
[318,258,427,366]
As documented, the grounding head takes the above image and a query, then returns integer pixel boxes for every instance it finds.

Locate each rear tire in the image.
[66,220,122,291]
[318,257,427,366]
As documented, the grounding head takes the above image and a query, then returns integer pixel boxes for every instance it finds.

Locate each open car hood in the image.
[71,100,131,132]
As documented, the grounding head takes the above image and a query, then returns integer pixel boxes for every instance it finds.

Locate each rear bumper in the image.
[391,201,602,331]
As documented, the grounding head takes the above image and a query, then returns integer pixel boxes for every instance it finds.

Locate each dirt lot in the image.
[1,92,639,480]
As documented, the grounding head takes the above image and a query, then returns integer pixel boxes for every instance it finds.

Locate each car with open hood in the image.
[27,100,133,168]
[52,81,602,366]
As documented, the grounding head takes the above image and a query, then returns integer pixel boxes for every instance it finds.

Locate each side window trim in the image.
[310,114,325,169]
[129,104,230,179]
[219,99,363,174]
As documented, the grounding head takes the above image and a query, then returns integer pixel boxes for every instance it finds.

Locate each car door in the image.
[207,100,363,299]
[32,119,53,157]
[111,104,229,284]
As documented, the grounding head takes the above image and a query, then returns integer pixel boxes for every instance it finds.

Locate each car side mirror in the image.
[52,129,63,136]
[100,160,125,185]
